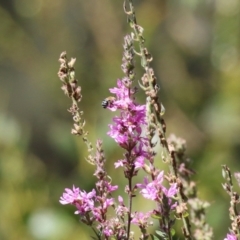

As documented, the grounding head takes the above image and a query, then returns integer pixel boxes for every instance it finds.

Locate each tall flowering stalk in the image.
[106,77,150,239]
[104,34,180,239]
[168,135,213,240]
[123,0,193,238]
[222,165,240,240]
[58,52,94,164]
[60,140,123,238]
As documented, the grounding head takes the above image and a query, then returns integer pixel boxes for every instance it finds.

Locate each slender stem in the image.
[127,173,133,239]
[92,227,101,240]
[126,132,135,238]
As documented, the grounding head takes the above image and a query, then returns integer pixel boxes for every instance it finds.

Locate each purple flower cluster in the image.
[59,184,117,218]
[107,79,149,170]
[137,171,177,207]
[60,186,96,215]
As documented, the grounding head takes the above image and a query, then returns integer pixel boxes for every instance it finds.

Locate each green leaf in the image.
[110,237,117,240]
[182,211,189,218]
[150,234,162,240]
[155,230,168,238]
[170,228,175,237]
[151,213,162,220]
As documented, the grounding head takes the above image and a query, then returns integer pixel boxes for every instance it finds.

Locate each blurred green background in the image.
[0,0,240,239]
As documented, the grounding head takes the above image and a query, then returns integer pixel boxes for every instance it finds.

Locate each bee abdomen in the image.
[101,97,116,109]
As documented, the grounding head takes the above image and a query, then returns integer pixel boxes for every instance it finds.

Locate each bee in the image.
[102,96,116,108]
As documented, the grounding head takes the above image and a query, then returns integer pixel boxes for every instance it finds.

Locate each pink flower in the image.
[137,177,159,200]
[114,159,126,168]
[163,183,178,198]
[103,226,114,237]
[115,196,129,216]
[224,233,237,240]
[59,185,81,204]
[103,198,115,209]
[59,186,96,215]
[131,211,152,228]
[137,171,178,202]
[134,156,145,169]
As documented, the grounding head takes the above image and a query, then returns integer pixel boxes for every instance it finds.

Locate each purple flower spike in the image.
[106,78,149,168]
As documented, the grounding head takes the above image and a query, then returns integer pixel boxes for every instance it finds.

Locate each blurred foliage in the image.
[0,0,240,239]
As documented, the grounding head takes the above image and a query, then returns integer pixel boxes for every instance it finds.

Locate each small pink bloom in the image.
[114,160,125,168]
[134,156,145,169]
[224,233,237,240]
[59,185,80,204]
[131,211,151,227]
[59,186,96,215]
